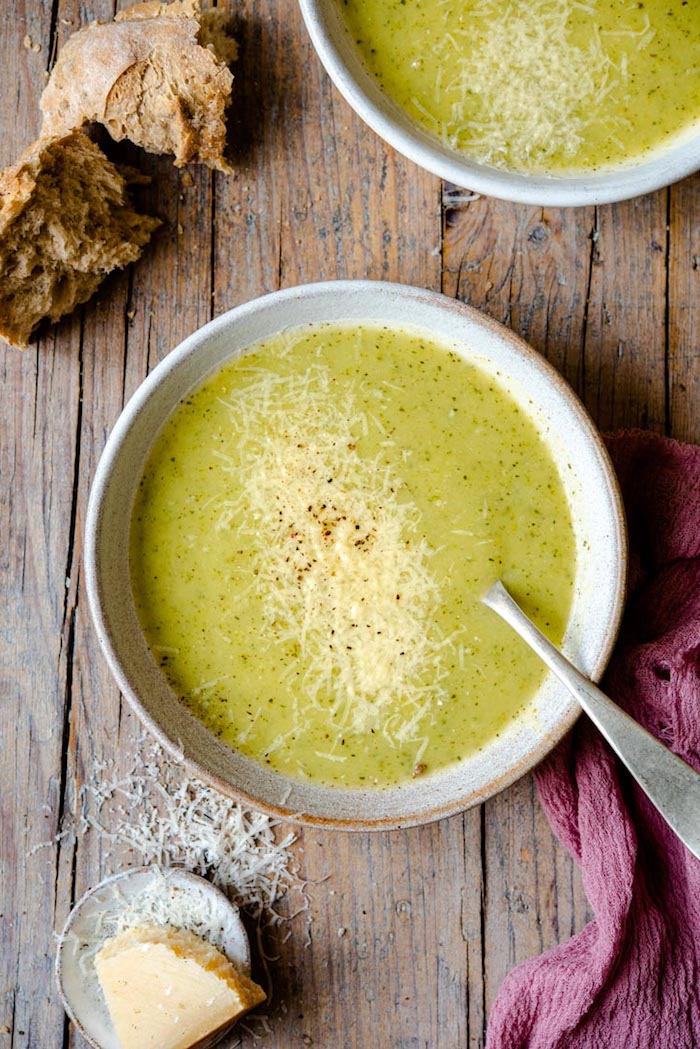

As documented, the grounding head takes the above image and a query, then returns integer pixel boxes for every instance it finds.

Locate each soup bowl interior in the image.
[297,0,700,206]
[86,281,626,830]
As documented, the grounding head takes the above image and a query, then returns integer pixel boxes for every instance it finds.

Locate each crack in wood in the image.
[31,345,40,441]
[439,183,446,295]
[145,311,154,375]
[529,778,544,956]
[664,185,672,436]
[53,316,86,932]
[59,318,84,635]
[480,804,487,1047]
[44,0,61,74]
[277,194,283,288]
[53,600,77,904]
[210,170,217,321]
[580,205,600,405]
[120,267,135,410]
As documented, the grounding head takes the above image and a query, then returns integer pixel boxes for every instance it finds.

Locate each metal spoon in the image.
[483,580,700,860]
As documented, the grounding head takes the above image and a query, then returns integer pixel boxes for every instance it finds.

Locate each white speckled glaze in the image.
[85,280,627,830]
[55,866,251,1049]
[297,0,700,206]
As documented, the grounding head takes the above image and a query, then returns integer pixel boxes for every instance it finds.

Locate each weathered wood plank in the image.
[0,1,109,1046]
[1,321,83,1049]
[583,193,669,433]
[0,4,215,1047]
[668,175,700,443]
[441,193,594,388]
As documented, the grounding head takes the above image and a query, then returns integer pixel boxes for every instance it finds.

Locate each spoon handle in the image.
[483,581,700,860]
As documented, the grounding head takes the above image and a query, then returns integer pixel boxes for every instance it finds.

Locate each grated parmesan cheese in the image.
[93,870,237,950]
[429,0,649,168]
[47,739,302,923]
[343,0,689,173]
[215,360,457,747]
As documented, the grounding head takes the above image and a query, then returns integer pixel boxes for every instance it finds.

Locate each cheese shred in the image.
[216,361,457,747]
[41,739,303,923]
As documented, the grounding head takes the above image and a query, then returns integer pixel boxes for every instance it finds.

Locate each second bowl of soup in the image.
[86,281,626,828]
[299,0,700,205]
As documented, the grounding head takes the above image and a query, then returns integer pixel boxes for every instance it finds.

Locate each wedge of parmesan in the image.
[95,925,266,1049]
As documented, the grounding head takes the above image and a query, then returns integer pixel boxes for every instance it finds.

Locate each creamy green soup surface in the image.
[130,324,577,788]
[341,0,700,174]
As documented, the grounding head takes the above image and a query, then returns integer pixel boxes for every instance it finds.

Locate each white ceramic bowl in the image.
[298,0,700,206]
[85,280,627,830]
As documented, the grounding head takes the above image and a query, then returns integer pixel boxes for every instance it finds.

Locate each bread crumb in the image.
[198,8,239,65]
[23,34,42,52]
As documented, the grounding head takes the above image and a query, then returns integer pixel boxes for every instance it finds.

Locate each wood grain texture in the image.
[1,2,698,1048]
[669,175,700,444]
[583,193,669,433]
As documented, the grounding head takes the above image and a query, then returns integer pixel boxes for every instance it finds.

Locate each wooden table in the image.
[2,2,699,1047]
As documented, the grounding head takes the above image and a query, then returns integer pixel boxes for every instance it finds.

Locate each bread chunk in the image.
[40,0,235,172]
[118,0,239,65]
[0,131,160,349]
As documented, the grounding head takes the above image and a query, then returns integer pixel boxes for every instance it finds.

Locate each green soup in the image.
[341,0,700,174]
[130,324,576,788]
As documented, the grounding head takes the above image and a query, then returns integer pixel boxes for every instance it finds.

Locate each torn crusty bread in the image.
[121,0,239,65]
[39,0,236,173]
[0,131,160,349]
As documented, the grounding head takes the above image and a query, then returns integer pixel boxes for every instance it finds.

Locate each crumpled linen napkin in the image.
[486,431,700,1049]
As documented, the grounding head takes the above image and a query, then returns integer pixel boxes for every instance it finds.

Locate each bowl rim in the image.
[85,279,628,830]
[297,0,700,206]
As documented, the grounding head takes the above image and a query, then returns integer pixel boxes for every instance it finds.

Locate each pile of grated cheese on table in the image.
[54,738,304,925]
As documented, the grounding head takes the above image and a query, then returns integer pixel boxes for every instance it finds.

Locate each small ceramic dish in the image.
[297,0,700,206]
[85,280,627,830]
[55,866,251,1049]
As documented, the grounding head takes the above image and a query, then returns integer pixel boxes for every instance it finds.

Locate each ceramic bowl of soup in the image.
[85,280,626,829]
[298,0,700,206]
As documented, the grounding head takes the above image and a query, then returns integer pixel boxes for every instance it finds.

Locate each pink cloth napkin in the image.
[486,431,700,1049]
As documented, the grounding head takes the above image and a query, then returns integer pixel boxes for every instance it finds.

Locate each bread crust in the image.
[0,132,160,349]
[40,0,235,172]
